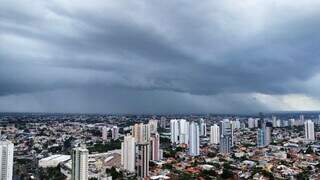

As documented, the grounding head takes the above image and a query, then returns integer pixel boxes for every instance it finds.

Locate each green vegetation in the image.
[105,167,123,179]
[305,146,314,154]
[221,162,234,179]
[232,153,248,161]
[86,129,102,136]
[199,169,217,180]
[242,143,255,147]
[163,150,175,158]
[278,160,291,166]
[160,136,171,144]
[296,169,310,180]
[63,136,75,153]
[252,166,263,175]
[171,171,193,180]
[191,161,198,167]
[162,163,173,170]
[207,151,217,157]
[48,146,62,153]
[163,145,186,158]
[88,139,121,153]
[175,146,185,152]
[261,170,274,180]
[210,162,221,169]
[39,165,66,180]
[179,172,193,179]
[252,166,274,180]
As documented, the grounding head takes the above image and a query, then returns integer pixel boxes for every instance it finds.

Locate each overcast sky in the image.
[1,0,320,114]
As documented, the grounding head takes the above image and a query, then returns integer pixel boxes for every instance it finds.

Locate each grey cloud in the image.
[0,88,268,114]
[1,0,320,113]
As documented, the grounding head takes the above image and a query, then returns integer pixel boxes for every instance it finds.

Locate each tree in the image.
[172,172,192,180]
[162,163,173,170]
[175,146,185,152]
[106,167,123,179]
[87,129,102,136]
[207,151,216,158]
[200,169,217,179]
[296,169,310,180]
[163,148,177,158]
[221,162,233,179]
[88,139,121,153]
[305,146,314,154]
[261,169,274,180]
[39,165,66,180]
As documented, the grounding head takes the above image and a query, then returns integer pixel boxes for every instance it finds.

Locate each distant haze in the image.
[1,0,320,113]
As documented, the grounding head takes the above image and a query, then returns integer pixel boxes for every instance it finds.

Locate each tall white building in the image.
[150,133,160,161]
[71,146,88,180]
[179,119,189,144]
[248,118,255,129]
[235,119,241,129]
[276,119,281,127]
[199,118,207,136]
[170,119,189,145]
[254,118,259,128]
[0,141,14,180]
[220,119,232,154]
[159,149,164,160]
[230,120,236,129]
[121,135,136,172]
[111,126,119,140]
[264,122,272,145]
[257,128,265,147]
[160,117,167,129]
[289,119,295,127]
[102,126,108,141]
[221,119,231,135]
[136,143,150,179]
[230,121,236,146]
[272,116,277,127]
[305,120,315,141]
[132,123,150,144]
[210,124,220,144]
[170,119,179,144]
[149,119,158,134]
[188,122,200,156]
[132,123,152,178]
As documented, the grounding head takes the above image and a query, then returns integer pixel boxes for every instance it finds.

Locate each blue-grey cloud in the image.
[1,0,320,113]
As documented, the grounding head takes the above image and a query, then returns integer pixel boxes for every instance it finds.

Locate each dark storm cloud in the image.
[1,0,320,113]
[0,88,268,114]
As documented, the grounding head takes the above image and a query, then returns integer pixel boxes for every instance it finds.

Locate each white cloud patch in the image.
[253,93,320,111]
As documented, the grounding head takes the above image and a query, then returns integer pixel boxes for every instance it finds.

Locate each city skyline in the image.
[2,1,320,113]
[0,112,319,179]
